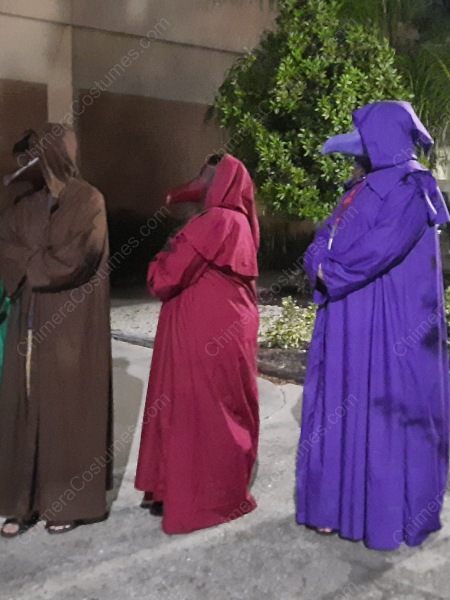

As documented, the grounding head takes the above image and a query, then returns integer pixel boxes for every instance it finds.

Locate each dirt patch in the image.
[258,345,309,385]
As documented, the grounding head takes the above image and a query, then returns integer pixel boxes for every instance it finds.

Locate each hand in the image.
[318,264,324,281]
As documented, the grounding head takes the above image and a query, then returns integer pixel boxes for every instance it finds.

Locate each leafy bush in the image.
[212,0,411,221]
[263,287,450,350]
[262,297,317,348]
[445,286,450,348]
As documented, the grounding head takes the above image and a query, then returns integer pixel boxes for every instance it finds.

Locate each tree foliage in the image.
[340,0,450,146]
[261,286,450,349]
[212,0,411,220]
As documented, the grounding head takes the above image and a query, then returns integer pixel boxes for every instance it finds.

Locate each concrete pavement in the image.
[1,340,450,599]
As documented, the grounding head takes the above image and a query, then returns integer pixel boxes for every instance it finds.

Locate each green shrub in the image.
[262,297,317,348]
[445,286,450,348]
[212,0,411,221]
[263,287,450,350]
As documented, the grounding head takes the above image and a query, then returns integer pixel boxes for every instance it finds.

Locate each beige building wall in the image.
[72,0,275,54]
[72,27,238,106]
[0,0,71,23]
[0,80,48,213]
[0,0,276,111]
[70,1,275,216]
[0,0,275,52]
[71,25,234,215]
[0,1,276,218]
[0,10,72,122]
[0,2,72,211]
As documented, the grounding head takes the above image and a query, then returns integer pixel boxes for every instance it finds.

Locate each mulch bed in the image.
[112,331,310,386]
[257,345,309,385]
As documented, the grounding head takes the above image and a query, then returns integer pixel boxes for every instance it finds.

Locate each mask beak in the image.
[3,157,40,187]
[166,164,217,205]
[166,176,208,205]
[322,129,364,157]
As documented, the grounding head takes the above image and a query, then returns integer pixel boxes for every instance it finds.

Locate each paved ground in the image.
[2,341,450,599]
[110,294,283,343]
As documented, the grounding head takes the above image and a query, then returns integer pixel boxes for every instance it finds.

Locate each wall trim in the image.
[0,10,245,57]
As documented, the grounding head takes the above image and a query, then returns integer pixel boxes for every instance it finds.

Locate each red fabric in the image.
[135,157,260,534]
[205,154,260,250]
[182,208,258,278]
[335,182,363,228]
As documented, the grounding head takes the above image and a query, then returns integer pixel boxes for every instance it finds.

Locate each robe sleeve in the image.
[303,215,336,305]
[0,282,9,326]
[26,190,108,292]
[321,180,428,301]
[304,219,333,284]
[0,204,37,298]
[148,233,208,302]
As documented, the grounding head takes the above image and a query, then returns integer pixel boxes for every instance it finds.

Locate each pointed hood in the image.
[181,155,260,278]
[28,124,80,198]
[354,102,447,224]
[205,154,260,251]
[353,101,433,170]
[322,101,433,171]
[323,101,448,225]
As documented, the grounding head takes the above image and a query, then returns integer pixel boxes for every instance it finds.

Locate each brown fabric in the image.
[0,125,112,522]
[29,125,80,199]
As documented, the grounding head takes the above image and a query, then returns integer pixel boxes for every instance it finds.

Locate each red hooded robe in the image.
[135,155,260,534]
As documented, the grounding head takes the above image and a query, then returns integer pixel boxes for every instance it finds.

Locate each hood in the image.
[28,124,80,197]
[354,101,433,170]
[205,155,260,250]
[322,101,433,171]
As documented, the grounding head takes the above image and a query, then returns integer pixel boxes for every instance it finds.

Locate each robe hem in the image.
[161,502,257,535]
[296,517,440,551]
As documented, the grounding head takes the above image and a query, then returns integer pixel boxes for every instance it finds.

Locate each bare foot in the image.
[1,515,39,538]
[2,521,20,536]
[47,524,73,533]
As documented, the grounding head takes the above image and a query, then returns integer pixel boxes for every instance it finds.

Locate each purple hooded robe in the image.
[296,102,450,550]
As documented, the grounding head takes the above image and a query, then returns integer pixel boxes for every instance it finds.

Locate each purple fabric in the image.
[322,129,365,157]
[354,101,434,168]
[297,102,450,550]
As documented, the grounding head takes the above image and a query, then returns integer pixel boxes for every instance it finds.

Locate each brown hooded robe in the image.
[0,125,113,524]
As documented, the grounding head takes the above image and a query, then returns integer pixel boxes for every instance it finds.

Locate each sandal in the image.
[140,493,163,516]
[317,528,335,535]
[46,521,79,535]
[150,501,164,517]
[45,511,109,534]
[140,492,154,510]
[1,514,40,538]
[305,524,337,536]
